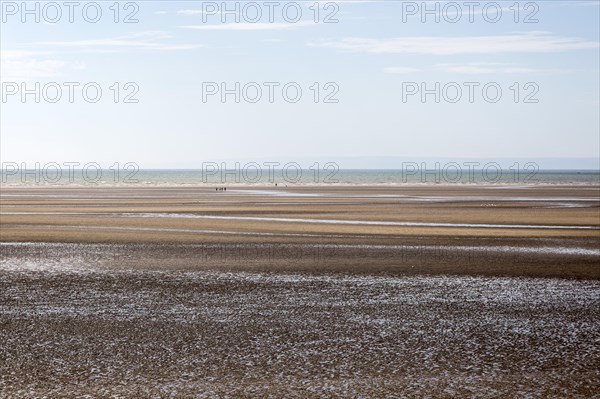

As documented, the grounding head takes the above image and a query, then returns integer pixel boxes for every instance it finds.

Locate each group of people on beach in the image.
[215,183,284,191]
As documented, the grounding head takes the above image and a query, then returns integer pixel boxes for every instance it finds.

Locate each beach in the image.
[1,184,599,277]
[1,184,599,396]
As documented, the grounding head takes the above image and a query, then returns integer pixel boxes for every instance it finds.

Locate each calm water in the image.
[1,169,599,187]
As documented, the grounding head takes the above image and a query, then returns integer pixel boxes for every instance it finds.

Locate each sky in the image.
[1,0,599,169]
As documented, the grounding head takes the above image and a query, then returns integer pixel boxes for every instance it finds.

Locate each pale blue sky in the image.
[1,0,599,168]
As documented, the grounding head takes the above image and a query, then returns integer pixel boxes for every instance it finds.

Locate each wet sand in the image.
[1,266,599,397]
[1,185,599,397]
[1,185,599,278]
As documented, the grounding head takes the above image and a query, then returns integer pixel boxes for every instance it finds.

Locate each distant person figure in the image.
[224,187,227,191]
[275,183,278,187]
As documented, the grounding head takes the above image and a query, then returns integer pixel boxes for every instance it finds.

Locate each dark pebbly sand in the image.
[1,185,599,397]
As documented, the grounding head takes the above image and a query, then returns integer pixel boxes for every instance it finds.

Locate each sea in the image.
[1,168,599,187]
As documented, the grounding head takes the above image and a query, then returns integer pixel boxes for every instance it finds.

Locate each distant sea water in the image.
[1,169,599,187]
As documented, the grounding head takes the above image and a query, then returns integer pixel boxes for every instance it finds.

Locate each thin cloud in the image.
[0,51,84,82]
[177,9,206,15]
[306,0,374,4]
[180,21,315,31]
[382,63,563,75]
[384,67,421,74]
[436,63,538,74]
[309,32,599,55]
[1,50,54,59]
[547,1,600,7]
[36,31,202,52]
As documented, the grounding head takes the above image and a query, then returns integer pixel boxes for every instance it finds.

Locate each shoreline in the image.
[2,181,600,188]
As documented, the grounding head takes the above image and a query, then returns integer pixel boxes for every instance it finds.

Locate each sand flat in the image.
[1,185,600,396]
[1,185,599,278]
